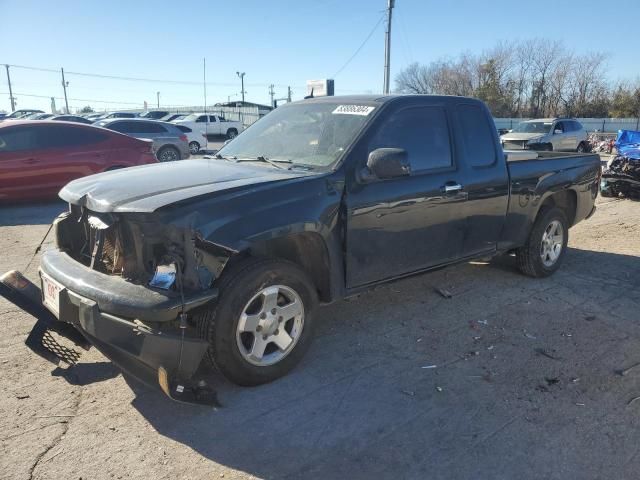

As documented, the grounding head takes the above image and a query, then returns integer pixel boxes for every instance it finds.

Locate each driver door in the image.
[344,102,468,288]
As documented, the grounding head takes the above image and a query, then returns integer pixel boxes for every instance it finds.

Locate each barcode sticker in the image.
[332,105,375,116]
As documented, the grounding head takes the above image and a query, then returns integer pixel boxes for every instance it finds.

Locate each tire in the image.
[189,141,200,155]
[226,128,238,140]
[576,142,586,153]
[546,143,554,152]
[157,146,180,162]
[196,257,318,386]
[516,207,569,278]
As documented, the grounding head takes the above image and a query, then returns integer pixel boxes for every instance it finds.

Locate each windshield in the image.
[216,102,375,169]
[512,121,552,134]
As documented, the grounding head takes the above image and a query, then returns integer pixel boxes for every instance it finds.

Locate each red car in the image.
[0,121,157,202]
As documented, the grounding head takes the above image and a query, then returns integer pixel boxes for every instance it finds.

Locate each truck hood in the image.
[59,159,315,213]
[501,132,546,142]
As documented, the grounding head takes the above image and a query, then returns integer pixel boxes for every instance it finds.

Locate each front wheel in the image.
[576,142,587,153]
[197,257,317,386]
[516,207,568,278]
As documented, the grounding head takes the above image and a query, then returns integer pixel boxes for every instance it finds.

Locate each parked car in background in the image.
[85,112,107,122]
[173,113,242,139]
[139,110,170,120]
[94,118,190,161]
[24,113,54,120]
[0,121,157,202]
[51,115,93,124]
[162,113,188,122]
[175,124,207,154]
[101,111,139,120]
[500,118,588,152]
[1,109,45,121]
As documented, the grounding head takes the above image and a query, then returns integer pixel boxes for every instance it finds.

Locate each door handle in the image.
[442,182,463,193]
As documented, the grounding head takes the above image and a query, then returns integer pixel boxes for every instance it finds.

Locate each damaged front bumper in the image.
[1,248,220,405]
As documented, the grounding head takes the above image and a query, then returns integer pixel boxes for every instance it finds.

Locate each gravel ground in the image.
[1,196,639,480]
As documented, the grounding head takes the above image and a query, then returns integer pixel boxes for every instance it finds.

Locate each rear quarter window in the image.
[37,125,108,148]
[0,127,38,152]
[455,104,497,167]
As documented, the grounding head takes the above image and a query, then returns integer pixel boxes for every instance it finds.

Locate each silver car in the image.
[500,118,588,152]
[95,118,190,161]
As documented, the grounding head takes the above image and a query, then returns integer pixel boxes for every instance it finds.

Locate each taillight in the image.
[179,134,188,142]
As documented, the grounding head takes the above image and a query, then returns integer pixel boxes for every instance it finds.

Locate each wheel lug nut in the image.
[256,325,262,332]
[260,313,267,319]
[271,308,277,314]
[278,316,283,322]
[262,335,268,340]
[274,329,279,335]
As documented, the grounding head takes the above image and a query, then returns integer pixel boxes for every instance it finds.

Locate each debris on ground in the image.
[627,396,640,406]
[477,320,488,326]
[436,386,443,392]
[545,377,560,386]
[524,331,537,340]
[584,315,596,322]
[15,394,30,400]
[434,287,452,299]
[615,362,640,377]
[421,364,437,369]
[401,389,415,397]
[534,347,562,361]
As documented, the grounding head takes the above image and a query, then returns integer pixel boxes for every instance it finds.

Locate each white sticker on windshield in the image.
[332,105,375,116]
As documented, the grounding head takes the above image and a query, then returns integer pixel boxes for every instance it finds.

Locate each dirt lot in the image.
[1,196,639,480]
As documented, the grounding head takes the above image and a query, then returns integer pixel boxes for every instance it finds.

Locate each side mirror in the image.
[553,129,563,135]
[364,148,410,181]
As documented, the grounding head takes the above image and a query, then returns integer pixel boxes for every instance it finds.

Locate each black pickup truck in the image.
[1,95,601,404]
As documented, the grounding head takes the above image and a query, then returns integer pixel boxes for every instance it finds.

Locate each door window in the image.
[554,122,565,133]
[196,116,208,123]
[0,127,39,152]
[370,106,452,172]
[209,116,218,123]
[37,125,108,148]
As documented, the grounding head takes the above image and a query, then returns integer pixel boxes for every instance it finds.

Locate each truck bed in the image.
[499,151,601,251]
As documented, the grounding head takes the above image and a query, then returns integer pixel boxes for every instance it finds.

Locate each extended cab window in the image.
[209,116,217,122]
[196,116,208,123]
[370,106,452,172]
[456,104,497,167]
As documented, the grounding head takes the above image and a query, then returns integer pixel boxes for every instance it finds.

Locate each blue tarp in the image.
[615,129,640,160]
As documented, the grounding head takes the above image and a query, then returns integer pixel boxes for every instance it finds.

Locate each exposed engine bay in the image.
[54,204,235,297]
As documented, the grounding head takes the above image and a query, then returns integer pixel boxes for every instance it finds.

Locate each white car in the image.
[173,113,243,140]
[174,124,208,154]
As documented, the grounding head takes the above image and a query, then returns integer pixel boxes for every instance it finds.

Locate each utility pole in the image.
[5,65,15,111]
[383,0,395,94]
[203,58,207,114]
[60,68,69,113]
[236,72,246,103]
[268,84,275,108]
[156,91,160,108]
[287,86,292,103]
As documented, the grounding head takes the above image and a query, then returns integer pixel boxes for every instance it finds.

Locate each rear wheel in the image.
[157,146,180,162]
[516,207,568,278]
[577,142,587,153]
[196,257,317,386]
[189,141,200,154]
[226,128,238,140]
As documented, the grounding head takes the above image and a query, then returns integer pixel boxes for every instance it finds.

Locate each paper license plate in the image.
[41,273,62,317]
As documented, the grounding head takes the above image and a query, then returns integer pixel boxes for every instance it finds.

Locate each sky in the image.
[1,0,638,113]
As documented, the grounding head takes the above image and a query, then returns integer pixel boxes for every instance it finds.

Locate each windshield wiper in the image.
[234,156,292,169]
[214,153,236,160]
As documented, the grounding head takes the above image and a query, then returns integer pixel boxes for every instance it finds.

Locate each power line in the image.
[332,13,386,78]
[2,63,306,90]
[0,91,193,107]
